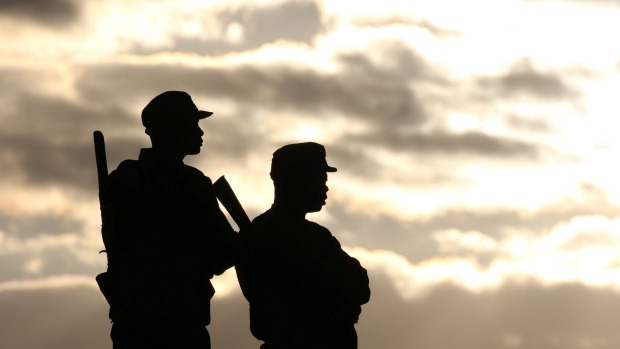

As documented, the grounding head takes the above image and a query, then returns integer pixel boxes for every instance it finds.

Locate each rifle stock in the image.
[213,176,251,231]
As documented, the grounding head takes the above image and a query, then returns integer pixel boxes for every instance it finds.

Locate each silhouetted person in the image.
[101,91,238,349]
[236,142,370,349]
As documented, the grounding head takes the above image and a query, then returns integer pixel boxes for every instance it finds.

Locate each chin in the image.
[308,203,325,213]
[188,147,201,155]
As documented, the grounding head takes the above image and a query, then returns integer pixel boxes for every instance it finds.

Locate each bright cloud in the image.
[347,214,620,301]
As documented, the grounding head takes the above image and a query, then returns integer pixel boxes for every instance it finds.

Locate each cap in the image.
[270,142,337,180]
[141,91,212,131]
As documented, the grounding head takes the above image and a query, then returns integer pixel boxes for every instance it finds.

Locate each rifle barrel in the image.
[93,130,108,191]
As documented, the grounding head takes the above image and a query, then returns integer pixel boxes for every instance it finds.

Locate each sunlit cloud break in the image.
[0,274,98,292]
[347,214,620,300]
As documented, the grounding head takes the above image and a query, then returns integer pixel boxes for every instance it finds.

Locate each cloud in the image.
[412,201,617,242]
[350,15,460,38]
[0,274,97,292]
[0,0,80,27]
[345,130,543,159]
[346,215,620,298]
[0,131,144,191]
[0,286,109,349]
[132,1,325,56]
[215,1,324,47]
[478,62,581,101]
[337,42,440,83]
[506,114,553,133]
[5,270,620,349]
[0,93,146,190]
[76,59,425,127]
[358,274,620,349]
[433,229,498,254]
[324,145,396,181]
[0,231,104,282]
[0,69,42,96]
[5,93,137,135]
[1,185,613,297]
[0,209,82,239]
[325,183,619,265]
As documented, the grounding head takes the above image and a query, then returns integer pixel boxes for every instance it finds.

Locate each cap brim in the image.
[197,110,213,119]
[326,165,337,172]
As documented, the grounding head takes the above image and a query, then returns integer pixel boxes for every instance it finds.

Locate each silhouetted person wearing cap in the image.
[236,142,370,349]
[101,91,238,349]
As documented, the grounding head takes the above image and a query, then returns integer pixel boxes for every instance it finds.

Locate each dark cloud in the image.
[0,210,82,239]
[337,44,438,83]
[77,56,540,166]
[416,187,618,238]
[0,130,144,191]
[0,69,41,96]
[478,65,580,100]
[133,1,324,56]
[216,1,323,47]
[344,130,543,160]
[0,254,31,283]
[0,285,260,349]
[0,287,110,349]
[359,275,620,349]
[5,274,620,349]
[76,59,425,127]
[190,110,268,161]
[0,244,103,282]
[325,201,440,263]
[0,93,144,190]
[0,0,80,27]
[4,93,138,136]
[325,145,391,181]
[506,114,553,133]
[39,247,104,278]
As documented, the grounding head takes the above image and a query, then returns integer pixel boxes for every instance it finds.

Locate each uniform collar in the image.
[138,148,184,174]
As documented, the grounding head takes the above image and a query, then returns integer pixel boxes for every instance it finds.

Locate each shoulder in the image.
[182,164,208,178]
[251,211,274,225]
[107,159,143,189]
[305,220,333,238]
[182,164,212,182]
[245,211,276,234]
[241,211,283,240]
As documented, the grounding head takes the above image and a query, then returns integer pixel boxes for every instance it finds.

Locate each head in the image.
[141,91,212,158]
[270,142,337,213]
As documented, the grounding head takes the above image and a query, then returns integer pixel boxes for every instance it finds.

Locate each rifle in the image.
[213,176,251,231]
[93,130,112,250]
[94,131,108,193]
[93,130,113,304]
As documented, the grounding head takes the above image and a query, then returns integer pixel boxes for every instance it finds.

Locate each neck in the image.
[272,198,307,220]
[151,145,186,166]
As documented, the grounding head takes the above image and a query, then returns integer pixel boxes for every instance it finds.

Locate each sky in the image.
[1,0,620,348]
